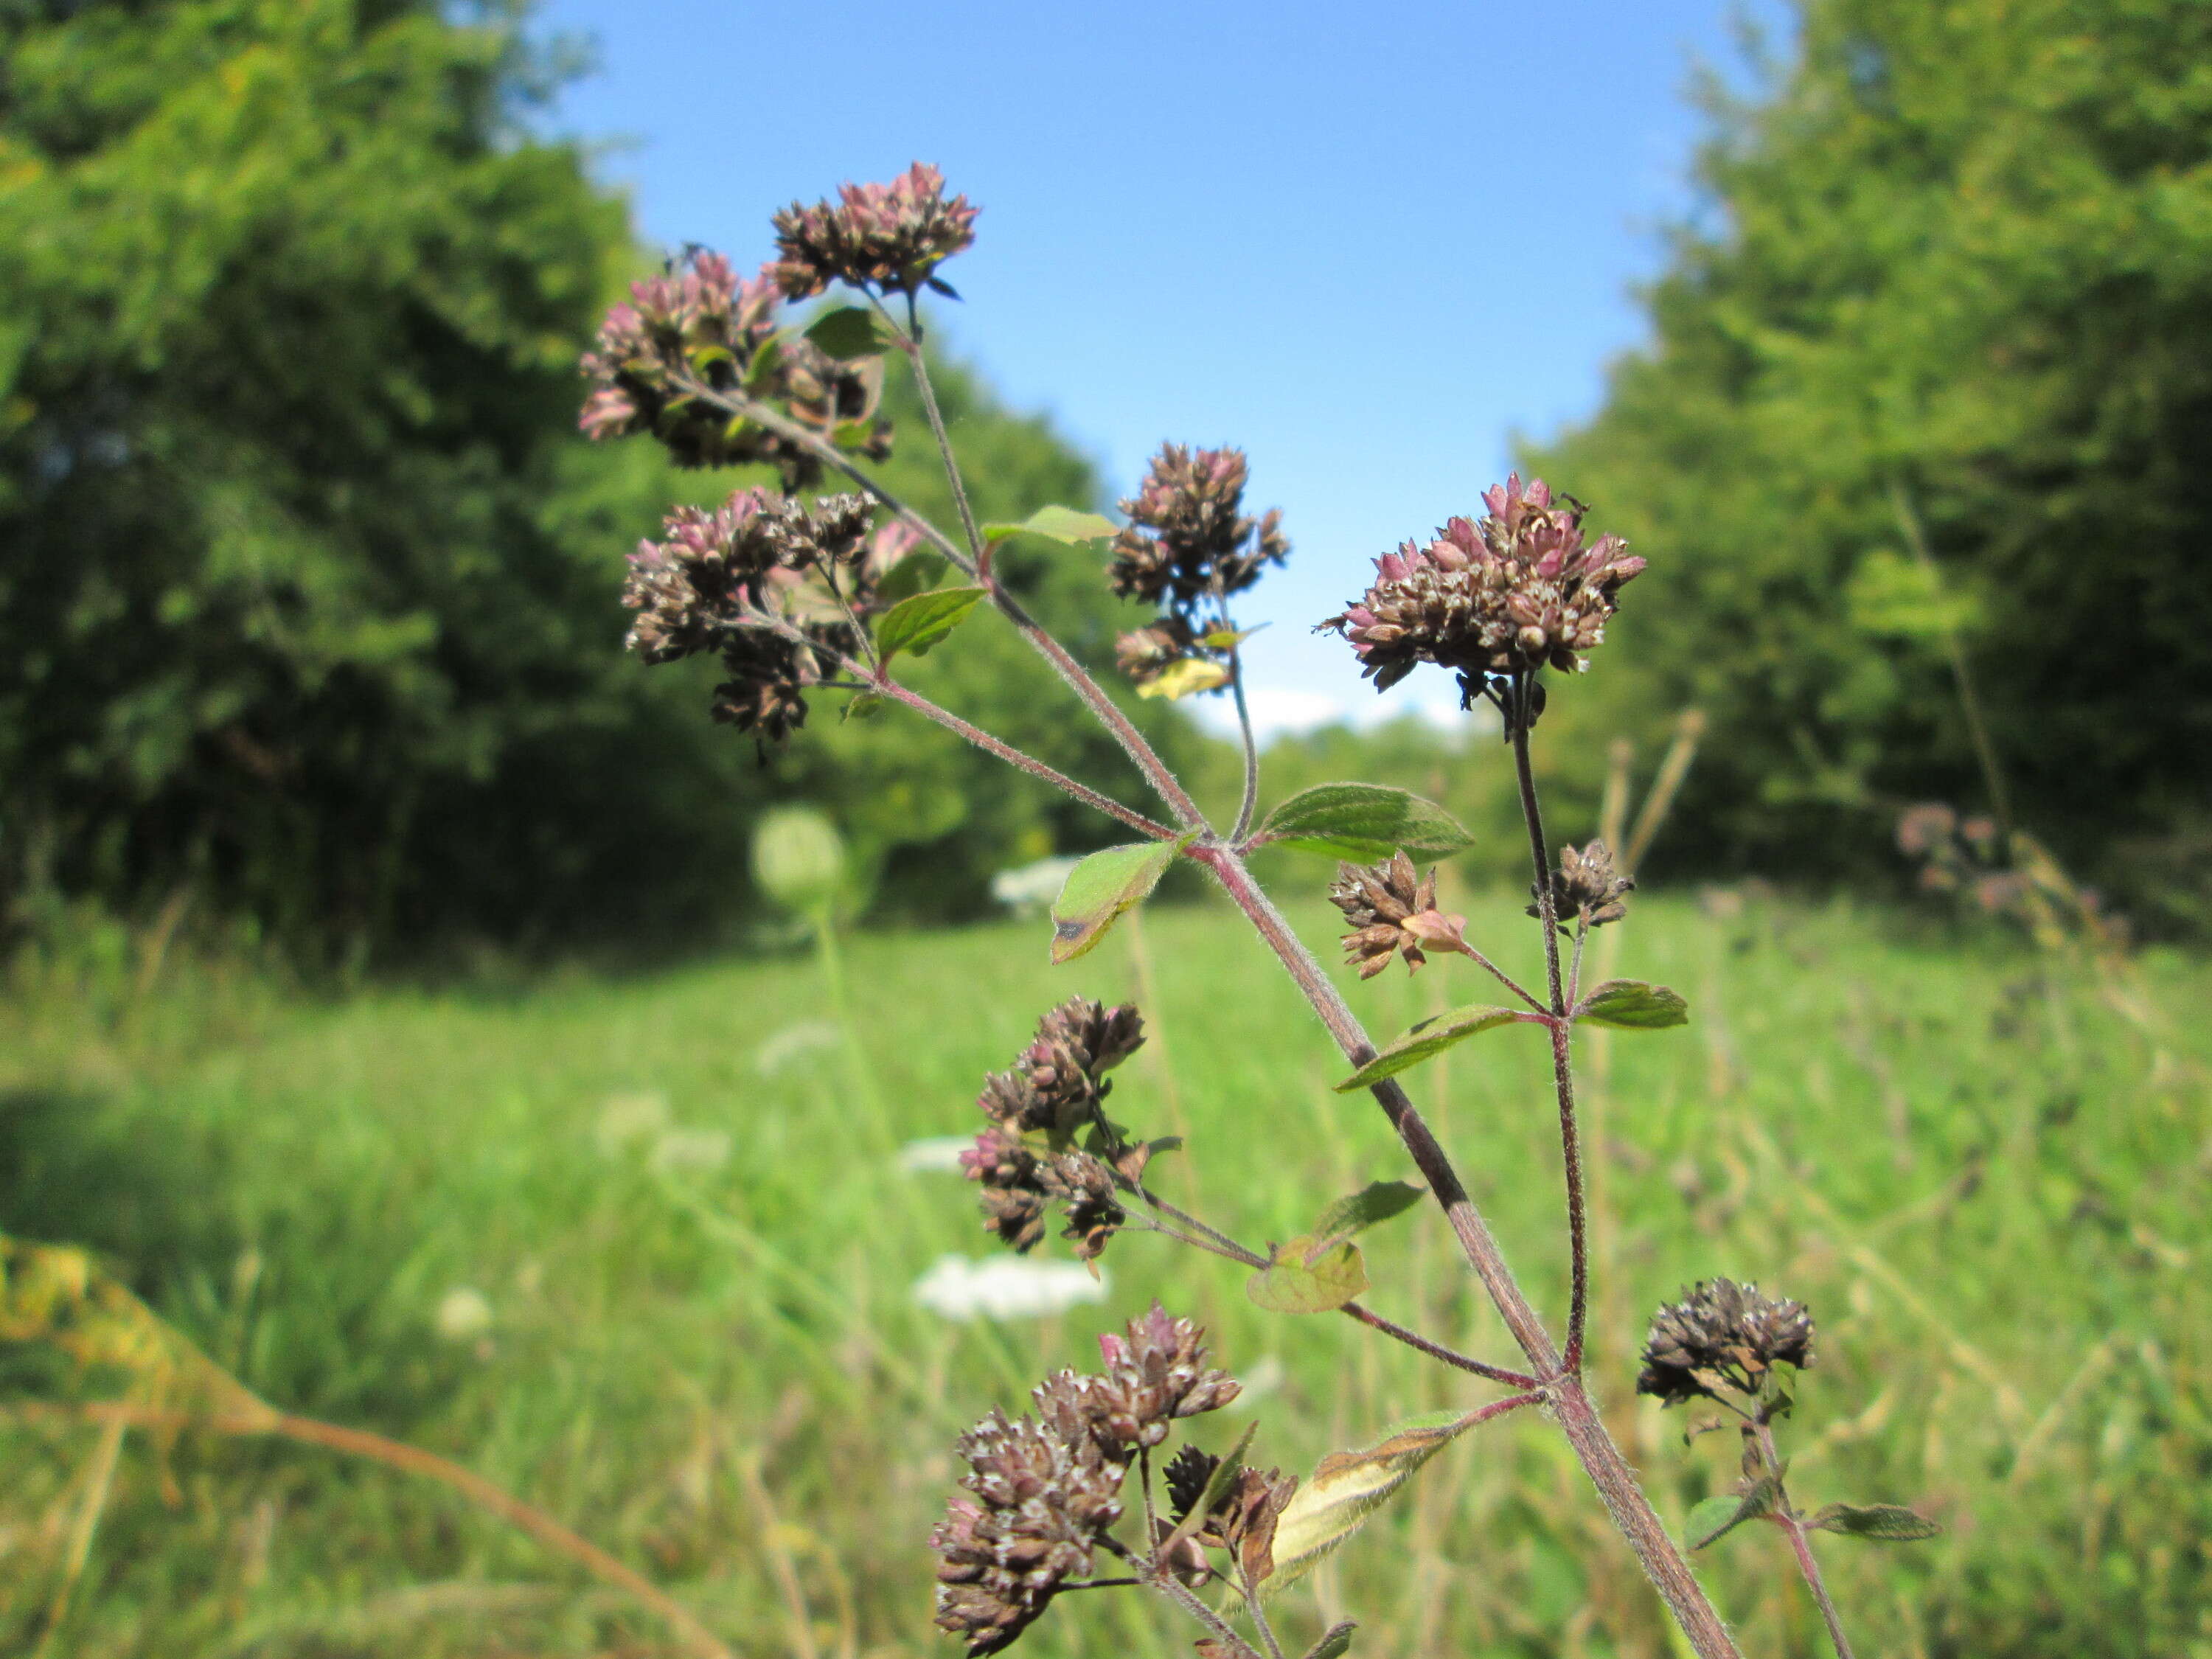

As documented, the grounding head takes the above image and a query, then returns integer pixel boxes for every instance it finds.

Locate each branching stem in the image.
[1758,1421,1857,1659]
[1191,840,1742,1659]
[672,371,1207,830]
[1124,1172,1539,1388]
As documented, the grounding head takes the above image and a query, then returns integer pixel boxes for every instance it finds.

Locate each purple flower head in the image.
[773,162,980,300]
[1322,474,1645,698]
[579,250,888,484]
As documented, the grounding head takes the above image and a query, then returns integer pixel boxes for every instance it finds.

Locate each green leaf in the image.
[1577,979,1690,1030]
[1048,834,1196,964]
[874,550,949,608]
[804,305,897,361]
[1806,1503,1941,1542]
[839,692,883,722]
[1246,1237,1367,1313]
[830,417,880,448]
[1301,1624,1357,1659]
[1310,1180,1425,1249]
[1135,658,1231,700]
[1335,1006,1528,1092]
[981,505,1121,549]
[1268,1411,1477,1589]
[1685,1478,1783,1549]
[1254,783,1475,860]
[875,586,987,663]
[741,337,785,394]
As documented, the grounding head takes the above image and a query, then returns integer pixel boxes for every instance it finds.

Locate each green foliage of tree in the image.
[1527,0,2212,926]
[0,0,1182,959]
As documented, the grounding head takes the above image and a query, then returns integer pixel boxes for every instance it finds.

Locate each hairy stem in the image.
[1194,842,1743,1659]
[1229,644,1262,844]
[1781,1517,1857,1659]
[1442,938,1550,1014]
[10,1400,733,1659]
[864,673,1176,840]
[1511,687,1590,1374]
[1237,1560,1289,1659]
[897,336,1210,832]
[898,319,988,562]
[1154,1568,1266,1659]
[1759,1422,1857,1659]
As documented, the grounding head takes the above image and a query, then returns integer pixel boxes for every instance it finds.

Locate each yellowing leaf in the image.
[1267,1410,1478,1589]
[1136,658,1231,700]
[1246,1237,1366,1313]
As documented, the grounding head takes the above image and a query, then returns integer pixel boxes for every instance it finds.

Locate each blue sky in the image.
[535,0,1784,734]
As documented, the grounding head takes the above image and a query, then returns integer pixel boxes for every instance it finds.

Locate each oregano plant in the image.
[580,161,1936,1659]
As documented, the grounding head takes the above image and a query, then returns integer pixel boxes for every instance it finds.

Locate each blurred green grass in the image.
[2,886,2208,1658]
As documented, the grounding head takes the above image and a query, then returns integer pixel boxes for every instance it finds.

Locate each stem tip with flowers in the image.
[582,161,1926,1659]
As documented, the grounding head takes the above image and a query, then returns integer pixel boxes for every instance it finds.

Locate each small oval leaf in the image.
[1048,834,1194,964]
[1302,1624,1357,1659]
[1577,979,1689,1030]
[876,586,987,662]
[1310,1180,1425,1249]
[1335,1006,1530,1092]
[804,305,897,360]
[1255,783,1474,860]
[1247,1237,1366,1313]
[1806,1503,1941,1542]
[1136,658,1231,700]
[981,505,1121,548]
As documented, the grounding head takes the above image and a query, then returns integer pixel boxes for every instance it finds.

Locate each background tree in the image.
[1528,0,2212,929]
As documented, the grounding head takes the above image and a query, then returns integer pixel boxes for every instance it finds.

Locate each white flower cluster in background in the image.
[911,1253,1107,1321]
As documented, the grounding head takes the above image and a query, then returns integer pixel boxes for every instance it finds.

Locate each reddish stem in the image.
[1511,690,1589,1374]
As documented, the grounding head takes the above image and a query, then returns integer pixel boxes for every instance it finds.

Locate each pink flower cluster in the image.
[1326,474,1646,692]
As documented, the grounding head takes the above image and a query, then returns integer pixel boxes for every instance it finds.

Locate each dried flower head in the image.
[1164,1444,1298,1581]
[581,250,885,485]
[932,1408,1124,1655]
[1531,840,1634,930]
[961,1126,1050,1253]
[978,999,1147,1142]
[1637,1278,1815,1406]
[1108,445,1289,622]
[1321,474,1645,699]
[1031,1304,1239,1464]
[773,162,980,300]
[1329,852,1462,979]
[1036,1150,1127,1264]
[619,490,902,746]
[1093,1302,1242,1444]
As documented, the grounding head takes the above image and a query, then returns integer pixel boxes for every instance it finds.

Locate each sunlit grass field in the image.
[2,884,2208,1658]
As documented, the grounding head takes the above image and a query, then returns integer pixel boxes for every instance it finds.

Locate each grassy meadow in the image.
[1,881,2208,1658]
